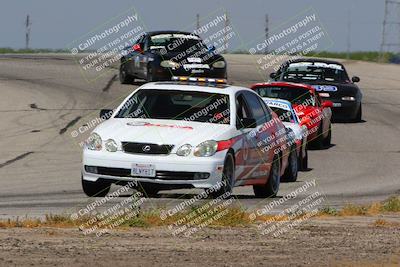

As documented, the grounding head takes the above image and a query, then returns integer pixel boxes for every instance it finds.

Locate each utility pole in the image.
[380,0,400,61]
[265,14,269,55]
[224,11,229,54]
[196,14,200,31]
[346,9,351,59]
[25,14,32,49]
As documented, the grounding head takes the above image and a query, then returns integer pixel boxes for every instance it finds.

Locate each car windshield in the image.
[149,34,207,52]
[115,89,230,124]
[281,62,349,83]
[254,86,315,106]
[270,107,294,123]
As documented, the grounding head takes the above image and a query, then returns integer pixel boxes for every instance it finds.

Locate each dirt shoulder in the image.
[0,215,399,267]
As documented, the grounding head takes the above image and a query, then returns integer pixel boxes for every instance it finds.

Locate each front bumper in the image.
[82,149,226,189]
[330,101,360,120]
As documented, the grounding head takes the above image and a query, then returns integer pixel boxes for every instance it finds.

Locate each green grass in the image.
[0,47,70,54]
[229,49,399,64]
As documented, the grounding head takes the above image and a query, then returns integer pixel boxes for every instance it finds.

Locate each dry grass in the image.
[319,196,400,217]
[373,219,400,228]
[0,196,399,229]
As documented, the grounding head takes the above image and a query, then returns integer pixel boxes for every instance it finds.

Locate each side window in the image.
[236,94,251,127]
[258,98,272,121]
[243,92,267,125]
[315,93,322,107]
[143,36,149,51]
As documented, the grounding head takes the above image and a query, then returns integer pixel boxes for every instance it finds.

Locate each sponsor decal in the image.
[126,121,193,129]
[187,57,202,63]
[311,85,337,92]
[264,100,291,110]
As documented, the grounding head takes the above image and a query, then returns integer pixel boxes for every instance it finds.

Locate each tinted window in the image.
[244,92,267,125]
[258,99,272,122]
[254,86,315,106]
[270,107,294,123]
[281,62,349,83]
[236,94,251,120]
[149,33,206,53]
[115,89,230,124]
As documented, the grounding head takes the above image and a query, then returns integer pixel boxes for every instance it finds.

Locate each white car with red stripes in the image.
[263,98,309,175]
[82,78,290,198]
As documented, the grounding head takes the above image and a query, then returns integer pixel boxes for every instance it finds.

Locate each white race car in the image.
[82,79,291,198]
[263,98,309,175]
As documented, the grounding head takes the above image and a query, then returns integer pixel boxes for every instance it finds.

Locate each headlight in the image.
[176,144,192,156]
[212,61,226,68]
[194,140,218,157]
[86,133,102,151]
[160,60,180,69]
[105,139,118,152]
[342,96,356,101]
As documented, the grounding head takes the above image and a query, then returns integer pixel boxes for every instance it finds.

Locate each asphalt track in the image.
[0,54,399,218]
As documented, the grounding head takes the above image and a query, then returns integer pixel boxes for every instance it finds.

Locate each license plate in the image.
[131,164,156,177]
[333,102,342,107]
[191,69,204,73]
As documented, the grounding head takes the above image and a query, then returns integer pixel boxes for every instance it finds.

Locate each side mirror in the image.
[351,76,360,83]
[132,43,143,53]
[322,101,333,108]
[300,117,311,126]
[269,72,277,79]
[238,118,257,129]
[99,109,113,120]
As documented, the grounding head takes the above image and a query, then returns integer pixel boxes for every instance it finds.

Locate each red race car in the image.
[250,82,333,149]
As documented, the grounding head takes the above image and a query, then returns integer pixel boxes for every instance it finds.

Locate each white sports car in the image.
[262,98,309,175]
[82,79,291,198]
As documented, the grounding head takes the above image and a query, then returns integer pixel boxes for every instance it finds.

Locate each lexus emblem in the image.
[142,145,151,152]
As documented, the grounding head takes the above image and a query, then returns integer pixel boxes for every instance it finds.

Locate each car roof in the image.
[139,81,254,96]
[287,57,345,66]
[251,81,315,91]
[146,31,197,37]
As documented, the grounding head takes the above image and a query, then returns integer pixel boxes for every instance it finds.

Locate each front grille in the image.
[122,142,174,155]
[85,166,209,180]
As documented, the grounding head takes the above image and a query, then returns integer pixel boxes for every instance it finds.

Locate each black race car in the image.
[119,31,227,83]
[270,58,362,122]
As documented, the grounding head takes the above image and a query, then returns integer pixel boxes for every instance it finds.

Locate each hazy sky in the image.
[0,0,389,51]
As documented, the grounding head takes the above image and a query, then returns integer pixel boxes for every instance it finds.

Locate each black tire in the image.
[211,152,235,198]
[253,156,281,198]
[282,147,298,182]
[137,183,160,198]
[323,123,332,147]
[119,61,135,84]
[312,123,324,149]
[82,176,111,197]
[300,146,308,171]
[146,65,156,82]
[353,104,362,122]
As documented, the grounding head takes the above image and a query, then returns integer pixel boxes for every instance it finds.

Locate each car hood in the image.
[92,118,232,146]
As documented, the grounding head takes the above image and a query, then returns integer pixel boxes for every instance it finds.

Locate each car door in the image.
[138,35,150,78]
[130,34,145,78]
[234,93,256,182]
[242,91,271,181]
[315,93,331,136]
